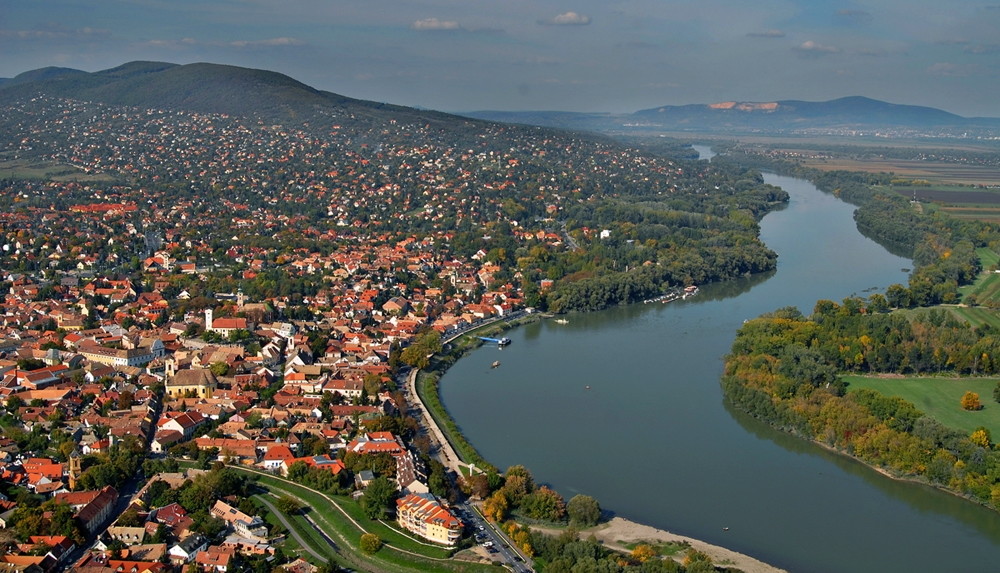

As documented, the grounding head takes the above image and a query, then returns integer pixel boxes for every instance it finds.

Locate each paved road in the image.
[455,502,532,573]
[402,311,536,572]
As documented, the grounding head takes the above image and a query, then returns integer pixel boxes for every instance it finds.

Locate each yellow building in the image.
[165,368,218,400]
[396,492,463,545]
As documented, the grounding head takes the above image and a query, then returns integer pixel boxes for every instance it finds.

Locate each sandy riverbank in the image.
[560,517,788,573]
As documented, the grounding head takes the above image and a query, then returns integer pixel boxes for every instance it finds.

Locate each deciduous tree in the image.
[961,391,982,411]
[482,491,509,522]
[631,543,657,563]
[360,476,397,520]
[360,533,382,554]
[567,494,601,527]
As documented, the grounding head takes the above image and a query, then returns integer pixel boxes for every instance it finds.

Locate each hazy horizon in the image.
[4,1,1000,118]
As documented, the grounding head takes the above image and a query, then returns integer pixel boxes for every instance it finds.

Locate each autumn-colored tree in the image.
[521,486,566,522]
[117,390,135,410]
[360,533,382,554]
[683,548,713,568]
[459,473,491,499]
[970,427,992,449]
[961,391,982,411]
[508,525,534,558]
[482,491,509,522]
[631,543,657,563]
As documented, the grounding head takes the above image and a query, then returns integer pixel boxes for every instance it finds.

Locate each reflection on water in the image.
[441,171,1000,573]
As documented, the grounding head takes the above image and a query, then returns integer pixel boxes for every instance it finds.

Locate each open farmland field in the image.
[844,375,1000,437]
[887,185,1000,222]
[800,157,1000,187]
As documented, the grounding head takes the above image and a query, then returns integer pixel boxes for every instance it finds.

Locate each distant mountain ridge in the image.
[633,96,967,127]
[3,61,998,135]
[467,96,1000,135]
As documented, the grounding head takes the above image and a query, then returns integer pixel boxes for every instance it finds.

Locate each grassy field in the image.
[0,158,113,181]
[947,306,1000,329]
[946,247,1000,327]
[937,207,1000,223]
[844,375,1000,436]
[235,468,498,573]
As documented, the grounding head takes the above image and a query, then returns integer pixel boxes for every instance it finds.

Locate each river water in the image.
[440,149,1000,572]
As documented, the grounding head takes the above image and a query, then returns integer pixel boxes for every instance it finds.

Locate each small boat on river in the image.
[491,360,501,368]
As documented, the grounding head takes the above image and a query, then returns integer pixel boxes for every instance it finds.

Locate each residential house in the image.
[195,545,235,572]
[209,500,267,540]
[157,410,207,439]
[168,534,208,565]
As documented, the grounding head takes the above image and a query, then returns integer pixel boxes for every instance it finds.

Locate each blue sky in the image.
[3,0,1000,116]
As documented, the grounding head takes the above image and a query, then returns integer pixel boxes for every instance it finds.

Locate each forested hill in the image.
[0,61,481,132]
[0,61,788,312]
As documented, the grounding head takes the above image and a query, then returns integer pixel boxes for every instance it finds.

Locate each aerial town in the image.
[0,87,737,573]
[0,96,582,572]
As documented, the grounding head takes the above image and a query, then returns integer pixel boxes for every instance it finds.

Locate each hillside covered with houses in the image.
[0,62,793,572]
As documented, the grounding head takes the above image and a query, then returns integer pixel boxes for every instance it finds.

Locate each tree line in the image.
[720,159,1000,509]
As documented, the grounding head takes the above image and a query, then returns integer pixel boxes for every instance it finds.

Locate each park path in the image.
[256,494,330,563]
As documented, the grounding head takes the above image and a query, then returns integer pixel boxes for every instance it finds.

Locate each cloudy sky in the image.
[4,0,1000,117]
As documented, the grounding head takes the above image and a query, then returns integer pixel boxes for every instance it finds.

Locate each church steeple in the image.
[68,449,82,490]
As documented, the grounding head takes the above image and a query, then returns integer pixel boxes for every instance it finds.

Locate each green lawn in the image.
[947,306,1000,329]
[844,375,1000,436]
[236,468,496,573]
[959,248,1000,301]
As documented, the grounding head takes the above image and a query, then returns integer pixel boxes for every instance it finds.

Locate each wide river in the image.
[440,152,1000,572]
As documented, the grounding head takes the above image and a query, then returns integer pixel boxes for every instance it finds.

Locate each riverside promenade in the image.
[405,310,530,477]
[405,367,465,476]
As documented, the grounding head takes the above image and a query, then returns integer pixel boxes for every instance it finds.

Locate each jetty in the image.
[478,336,512,346]
[643,285,699,304]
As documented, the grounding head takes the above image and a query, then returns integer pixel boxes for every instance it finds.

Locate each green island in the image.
[721,150,1000,507]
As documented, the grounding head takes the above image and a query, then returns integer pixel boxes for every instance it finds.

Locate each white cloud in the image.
[794,40,840,55]
[411,18,461,31]
[539,12,592,26]
[964,43,1000,55]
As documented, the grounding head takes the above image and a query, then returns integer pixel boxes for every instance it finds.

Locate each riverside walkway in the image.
[406,310,529,476]
[406,367,465,476]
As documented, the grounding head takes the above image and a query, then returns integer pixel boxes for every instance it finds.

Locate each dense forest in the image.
[720,159,1000,508]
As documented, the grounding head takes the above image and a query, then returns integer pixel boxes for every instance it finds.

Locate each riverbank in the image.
[588,517,788,573]
[527,517,786,573]
[417,315,789,573]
